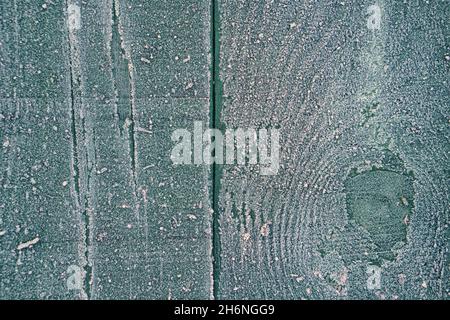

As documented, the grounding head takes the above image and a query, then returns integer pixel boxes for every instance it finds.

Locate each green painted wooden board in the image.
[1,0,212,299]
[0,0,84,299]
[0,0,449,300]
[216,0,449,299]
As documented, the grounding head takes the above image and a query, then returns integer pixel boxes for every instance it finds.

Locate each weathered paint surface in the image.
[1,0,449,299]
[1,0,212,299]
[216,0,449,299]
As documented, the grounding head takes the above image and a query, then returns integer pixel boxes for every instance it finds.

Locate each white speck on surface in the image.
[136,127,152,134]
[17,237,40,250]
[97,167,108,174]
[260,221,271,236]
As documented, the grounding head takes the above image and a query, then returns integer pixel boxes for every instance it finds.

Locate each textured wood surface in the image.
[0,0,449,299]
[216,0,449,299]
[1,0,212,299]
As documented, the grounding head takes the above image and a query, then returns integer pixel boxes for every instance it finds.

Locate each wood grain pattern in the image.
[1,0,212,299]
[0,0,85,299]
[0,0,448,300]
[216,0,449,299]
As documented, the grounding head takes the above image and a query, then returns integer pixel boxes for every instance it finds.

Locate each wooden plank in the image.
[1,0,212,299]
[68,0,213,299]
[0,1,86,299]
[1,0,448,300]
[216,0,449,299]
